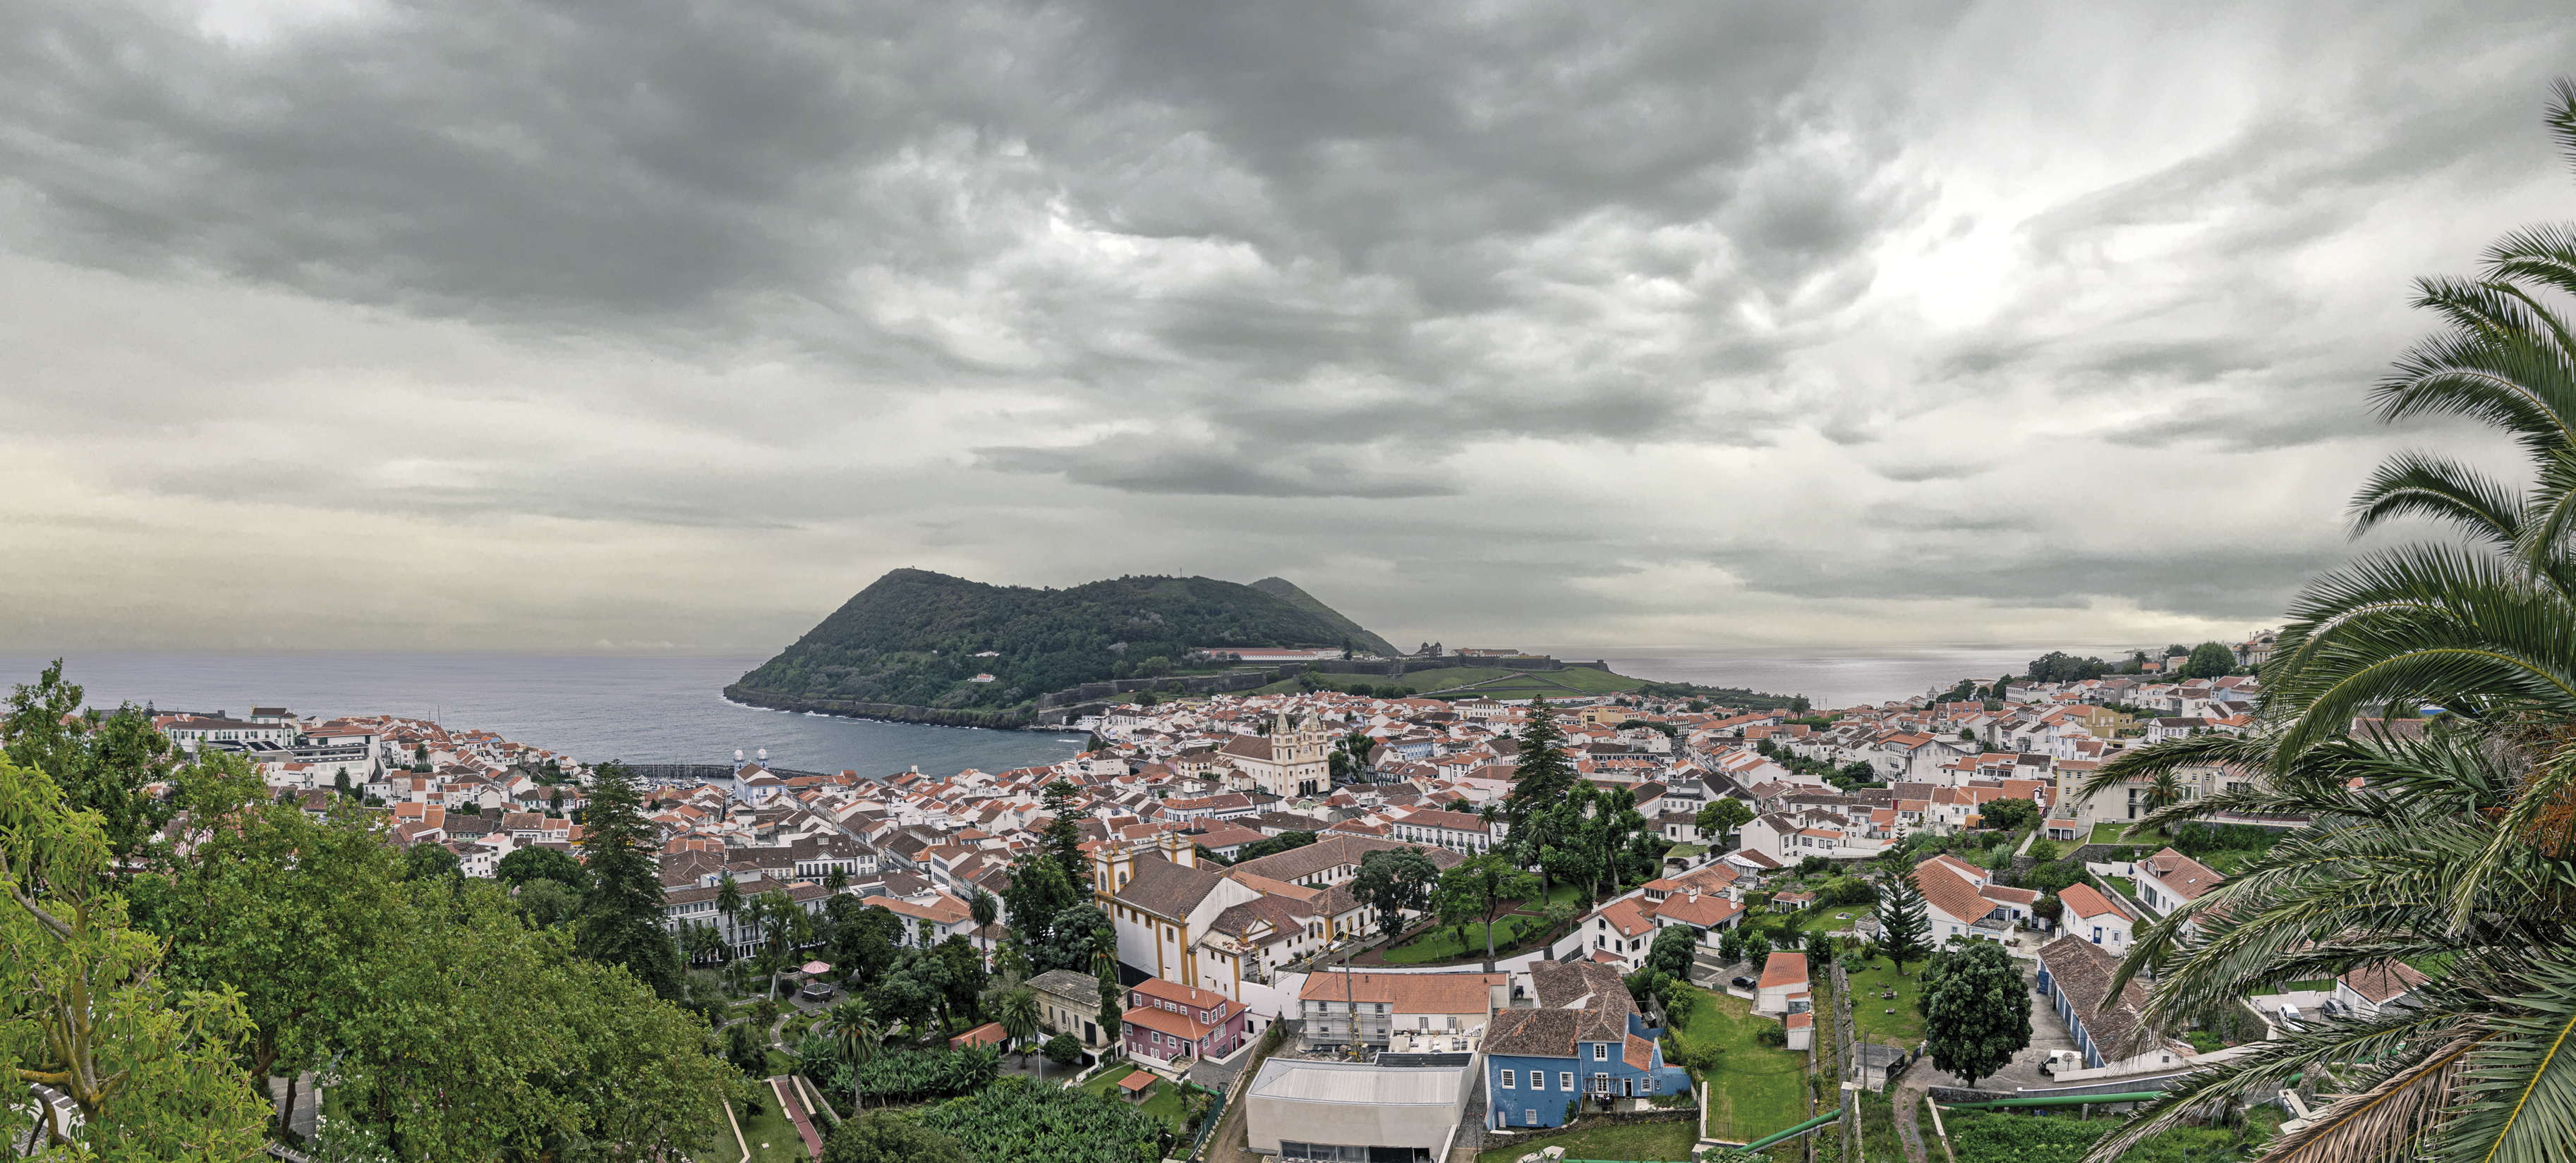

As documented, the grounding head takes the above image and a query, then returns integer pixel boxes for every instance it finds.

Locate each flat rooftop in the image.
[1247,1059,1464,1106]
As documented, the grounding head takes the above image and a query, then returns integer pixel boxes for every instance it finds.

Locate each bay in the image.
[0,652,1087,776]
[0,643,2139,777]
[1540,645,2133,710]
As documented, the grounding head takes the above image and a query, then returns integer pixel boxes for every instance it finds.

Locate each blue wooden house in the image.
[1482,961,1692,1131]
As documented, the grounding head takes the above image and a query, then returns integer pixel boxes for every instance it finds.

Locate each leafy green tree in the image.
[1644,923,1696,980]
[402,840,461,882]
[934,935,988,1026]
[1042,1032,1082,1067]
[869,949,946,1039]
[823,1109,971,1163]
[134,757,435,1143]
[1350,846,1441,941]
[2178,642,2237,680]
[1915,940,2030,1090]
[1695,797,1753,845]
[4,662,181,870]
[1003,853,1080,967]
[1035,903,1112,975]
[516,878,580,928]
[830,901,904,987]
[722,1018,767,1078]
[1439,853,1540,964]
[1978,796,2039,833]
[1874,865,1930,974]
[577,761,682,1000]
[2,753,273,1155]
[495,844,586,891]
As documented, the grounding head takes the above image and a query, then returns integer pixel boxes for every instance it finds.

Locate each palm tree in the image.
[824,865,847,894]
[2076,81,2576,1163]
[998,986,1040,1064]
[969,889,999,963]
[2143,771,2183,814]
[684,922,721,966]
[821,999,881,1112]
[715,875,744,958]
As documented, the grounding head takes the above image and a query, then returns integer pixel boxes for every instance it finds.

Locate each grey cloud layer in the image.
[0,0,2570,650]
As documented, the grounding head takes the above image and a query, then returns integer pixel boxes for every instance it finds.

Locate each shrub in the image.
[1755,1023,1789,1048]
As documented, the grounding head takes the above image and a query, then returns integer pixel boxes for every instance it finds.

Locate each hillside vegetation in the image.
[735,569,1389,710]
[1247,576,1399,656]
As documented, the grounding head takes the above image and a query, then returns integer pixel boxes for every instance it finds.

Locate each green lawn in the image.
[1384,914,1549,963]
[1842,958,1927,1048]
[1673,988,1807,1143]
[1475,1119,1701,1163]
[1079,1064,1187,1130]
[2088,823,2164,846]
[734,1095,811,1163]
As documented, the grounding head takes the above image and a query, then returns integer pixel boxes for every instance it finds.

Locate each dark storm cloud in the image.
[5,0,2575,650]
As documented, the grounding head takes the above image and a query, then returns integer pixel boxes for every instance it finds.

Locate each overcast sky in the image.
[3,1,2571,655]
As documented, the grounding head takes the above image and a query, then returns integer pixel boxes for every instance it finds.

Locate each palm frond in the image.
[2348,449,2527,551]
[2433,951,2576,1163]
[2079,1003,2481,1163]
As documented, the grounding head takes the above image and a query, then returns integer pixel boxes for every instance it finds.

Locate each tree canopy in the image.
[1916,939,2031,1090]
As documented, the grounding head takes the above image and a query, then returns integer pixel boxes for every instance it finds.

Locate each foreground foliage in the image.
[1,755,271,1159]
[2078,81,2576,1163]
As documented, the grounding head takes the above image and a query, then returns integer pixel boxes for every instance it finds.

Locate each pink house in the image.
[1122,978,1247,1066]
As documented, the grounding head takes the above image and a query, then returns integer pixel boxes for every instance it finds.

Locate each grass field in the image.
[734,1096,811,1162]
[2089,823,2163,846]
[1674,988,1807,1143]
[1080,1065,1187,1129]
[1475,1119,1702,1163]
[1383,914,1549,963]
[1843,958,1928,1048]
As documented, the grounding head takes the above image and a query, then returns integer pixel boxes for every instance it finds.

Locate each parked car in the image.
[1730,975,1758,991]
[2278,1005,2304,1029]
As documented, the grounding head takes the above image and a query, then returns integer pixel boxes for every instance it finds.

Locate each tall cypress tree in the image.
[577,761,682,999]
[1503,699,1576,836]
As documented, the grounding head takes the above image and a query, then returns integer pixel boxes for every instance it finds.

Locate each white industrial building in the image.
[1242,1056,1475,1162]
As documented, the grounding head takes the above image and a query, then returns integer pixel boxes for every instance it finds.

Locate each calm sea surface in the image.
[0,652,1084,776]
[0,645,2113,774]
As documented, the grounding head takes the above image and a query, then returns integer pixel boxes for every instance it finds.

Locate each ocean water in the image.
[0,645,2110,774]
[0,652,1086,776]
[1544,645,2122,710]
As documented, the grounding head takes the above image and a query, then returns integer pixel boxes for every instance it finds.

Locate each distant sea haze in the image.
[0,647,2115,774]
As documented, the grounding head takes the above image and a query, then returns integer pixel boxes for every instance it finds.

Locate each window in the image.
[1524,1111,1538,1126]
[1593,1043,1608,1061]
[1559,1072,1573,1090]
[1447,1016,1459,1030]
[1500,1070,1516,1088]
[1591,1073,1611,1093]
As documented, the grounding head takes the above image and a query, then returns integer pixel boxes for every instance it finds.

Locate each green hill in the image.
[734,569,1393,711]
[1247,577,1399,657]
